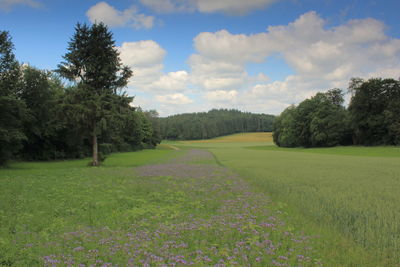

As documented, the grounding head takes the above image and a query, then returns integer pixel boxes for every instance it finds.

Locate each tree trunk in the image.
[92,130,99,166]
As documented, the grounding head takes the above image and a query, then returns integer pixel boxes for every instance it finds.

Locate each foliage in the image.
[56,22,133,166]
[348,77,400,145]
[0,30,160,166]
[143,109,162,146]
[159,109,275,140]
[273,89,350,147]
[0,31,27,165]
[273,78,400,148]
[19,66,67,160]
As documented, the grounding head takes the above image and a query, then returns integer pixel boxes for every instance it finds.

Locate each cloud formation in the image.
[119,11,400,116]
[139,0,277,15]
[86,1,154,29]
[155,93,193,105]
[119,40,165,88]
[118,40,192,113]
[150,71,189,91]
[0,0,41,11]
[188,11,400,115]
[119,40,190,93]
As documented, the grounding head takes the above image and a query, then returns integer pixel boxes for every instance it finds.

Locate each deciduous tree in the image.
[0,31,27,165]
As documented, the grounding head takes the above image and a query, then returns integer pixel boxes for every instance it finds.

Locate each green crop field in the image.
[176,134,400,266]
[1,133,399,266]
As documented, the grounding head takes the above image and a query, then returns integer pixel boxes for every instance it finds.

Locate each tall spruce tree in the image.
[56,23,132,166]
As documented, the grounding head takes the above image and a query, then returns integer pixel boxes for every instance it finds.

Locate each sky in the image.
[1,0,400,117]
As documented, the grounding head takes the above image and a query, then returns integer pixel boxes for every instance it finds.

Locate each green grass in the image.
[248,145,400,158]
[2,134,400,266]
[0,149,177,265]
[169,135,400,266]
[0,146,322,266]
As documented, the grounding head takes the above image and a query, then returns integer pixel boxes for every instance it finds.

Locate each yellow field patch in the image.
[183,132,273,143]
[157,144,181,150]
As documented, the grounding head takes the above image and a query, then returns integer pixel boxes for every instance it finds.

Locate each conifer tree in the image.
[57,23,132,166]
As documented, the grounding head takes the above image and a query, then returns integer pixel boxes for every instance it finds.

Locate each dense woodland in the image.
[159,109,275,140]
[273,78,400,147]
[2,24,399,166]
[0,25,161,166]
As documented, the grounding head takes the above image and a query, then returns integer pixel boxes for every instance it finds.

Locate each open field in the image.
[1,133,399,266]
[176,134,400,265]
[181,132,273,143]
[1,144,322,266]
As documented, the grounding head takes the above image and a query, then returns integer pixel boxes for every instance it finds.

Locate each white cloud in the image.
[0,0,41,11]
[332,18,386,44]
[193,30,271,64]
[367,68,400,80]
[205,90,238,102]
[188,53,249,91]
[202,77,244,90]
[187,11,400,115]
[119,40,166,67]
[120,11,400,116]
[86,1,154,29]
[119,40,165,91]
[139,0,277,15]
[119,41,190,93]
[156,93,193,105]
[149,71,189,91]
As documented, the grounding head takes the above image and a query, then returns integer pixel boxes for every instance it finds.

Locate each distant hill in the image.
[159,109,275,140]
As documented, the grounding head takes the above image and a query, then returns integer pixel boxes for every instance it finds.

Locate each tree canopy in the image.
[348,77,400,145]
[273,78,400,148]
[159,109,275,140]
[0,31,27,165]
[273,89,350,147]
[0,29,160,166]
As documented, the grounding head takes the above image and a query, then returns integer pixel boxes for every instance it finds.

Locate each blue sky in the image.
[1,0,400,116]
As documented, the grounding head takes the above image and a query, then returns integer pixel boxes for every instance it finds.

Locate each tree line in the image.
[159,109,275,140]
[273,78,400,147]
[0,24,161,166]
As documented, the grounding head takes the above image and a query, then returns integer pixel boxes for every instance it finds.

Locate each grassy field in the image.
[1,133,399,266]
[176,133,400,266]
[182,132,274,143]
[0,144,323,266]
[0,150,176,265]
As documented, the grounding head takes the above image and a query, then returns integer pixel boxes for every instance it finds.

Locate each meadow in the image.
[0,140,321,266]
[1,133,399,266]
[176,133,400,266]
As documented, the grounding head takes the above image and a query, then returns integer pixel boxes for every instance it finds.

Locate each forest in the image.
[273,78,400,147]
[0,25,161,166]
[159,109,275,140]
[2,22,400,166]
